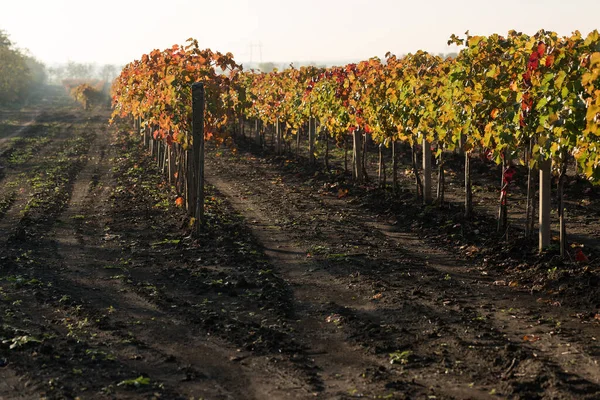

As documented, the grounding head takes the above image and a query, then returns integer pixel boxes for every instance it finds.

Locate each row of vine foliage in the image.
[111,30,600,256]
[65,80,107,110]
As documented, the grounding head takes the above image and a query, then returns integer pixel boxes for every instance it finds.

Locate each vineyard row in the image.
[111,30,600,257]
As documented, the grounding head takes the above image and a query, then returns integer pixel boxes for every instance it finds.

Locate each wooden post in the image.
[150,135,155,158]
[352,130,363,182]
[254,119,261,146]
[275,119,281,154]
[309,117,316,164]
[411,143,423,201]
[186,150,193,214]
[437,149,445,205]
[192,82,205,233]
[539,158,551,252]
[296,127,301,159]
[392,141,398,192]
[465,151,472,219]
[324,131,329,170]
[144,125,149,149]
[271,123,275,149]
[378,143,387,188]
[362,132,368,180]
[157,139,162,167]
[168,145,174,184]
[498,153,509,235]
[162,141,168,175]
[422,137,432,204]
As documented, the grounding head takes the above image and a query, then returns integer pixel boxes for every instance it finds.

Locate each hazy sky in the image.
[1,0,599,66]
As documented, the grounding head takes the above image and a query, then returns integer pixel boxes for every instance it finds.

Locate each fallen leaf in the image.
[337,188,349,199]
[575,249,589,263]
[523,334,541,342]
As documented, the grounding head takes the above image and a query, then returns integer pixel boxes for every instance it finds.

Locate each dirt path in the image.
[1,100,340,399]
[206,149,600,399]
[1,97,599,399]
[44,126,272,399]
[208,176,394,398]
[0,111,41,157]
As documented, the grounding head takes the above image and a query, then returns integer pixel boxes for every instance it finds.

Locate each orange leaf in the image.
[523,334,541,342]
[175,197,185,207]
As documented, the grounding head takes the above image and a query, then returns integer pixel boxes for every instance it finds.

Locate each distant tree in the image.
[25,54,47,85]
[0,30,11,47]
[48,65,66,83]
[0,29,46,103]
[65,61,94,79]
[258,62,277,72]
[99,64,118,82]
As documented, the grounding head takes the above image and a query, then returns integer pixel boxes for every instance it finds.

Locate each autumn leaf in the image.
[537,42,546,57]
[575,248,589,263]
[337,188,349,199]
[523,334,541,342]
[175,197,185,207]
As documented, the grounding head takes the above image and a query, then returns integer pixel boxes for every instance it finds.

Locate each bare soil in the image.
[0,90,598,399]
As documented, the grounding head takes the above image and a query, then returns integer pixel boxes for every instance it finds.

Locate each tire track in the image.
[206,148,600,399]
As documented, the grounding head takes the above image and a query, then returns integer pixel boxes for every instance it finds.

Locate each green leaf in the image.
[3,335,41,350]
[389,350,413,365]
[536,97,549,111]
[117,376,151,387]
[554,70,567,89]
[542,73,554,86]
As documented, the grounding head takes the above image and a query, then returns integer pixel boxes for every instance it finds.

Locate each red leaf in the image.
[537,42,546,57]
[503,167,516,183]
[575,249,589,263]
